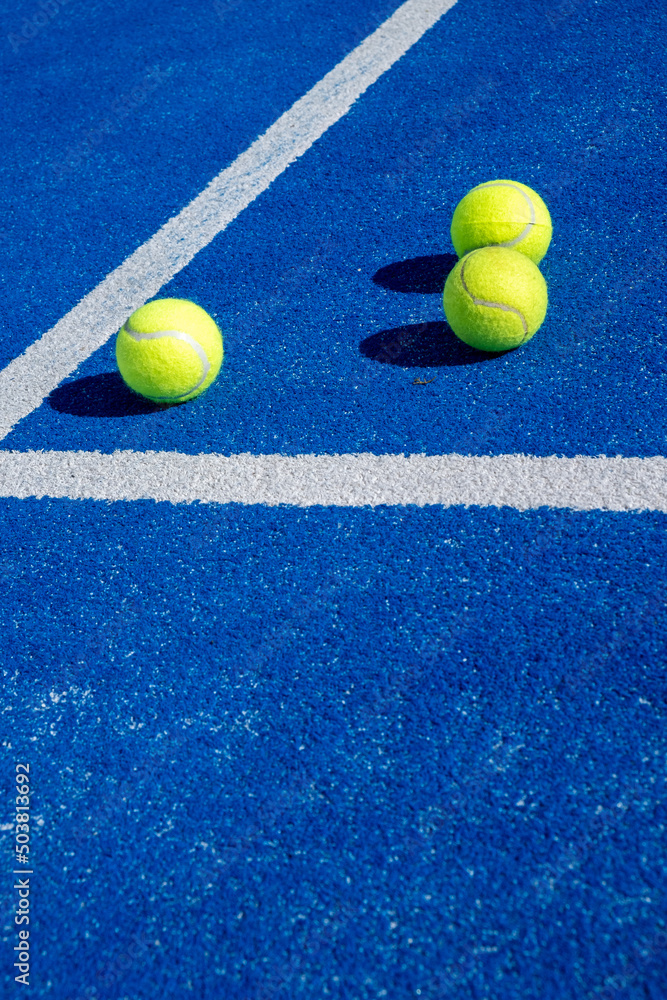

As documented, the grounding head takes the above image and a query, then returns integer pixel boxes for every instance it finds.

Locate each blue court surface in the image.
[1,0,667,997]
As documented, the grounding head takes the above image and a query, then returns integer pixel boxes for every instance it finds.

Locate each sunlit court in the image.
[1,0,666,996]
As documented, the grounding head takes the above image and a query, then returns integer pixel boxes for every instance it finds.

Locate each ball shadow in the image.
[372,254,458,294]
[48,372,165,417]
[360,322,507,368]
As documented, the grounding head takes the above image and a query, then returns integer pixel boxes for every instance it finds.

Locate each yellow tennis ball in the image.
[115,298,223,404]
[443,246,548,352]
[450,179,552,263]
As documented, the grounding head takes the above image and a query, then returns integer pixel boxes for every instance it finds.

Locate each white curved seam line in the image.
[478,180,536,248]
[123,325,210,400]
[459,258,528,335]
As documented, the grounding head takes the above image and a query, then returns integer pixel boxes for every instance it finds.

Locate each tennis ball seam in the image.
[122,321,211,401]
[459,253,529,340]
[476,180,536,249]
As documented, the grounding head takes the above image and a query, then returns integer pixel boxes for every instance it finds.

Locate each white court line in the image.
[0,0,458,443]
[2,450,666,510]
[2,0,659,515]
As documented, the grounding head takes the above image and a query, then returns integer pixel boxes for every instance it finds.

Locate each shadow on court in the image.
[360,321,506,367]
[48,372,164,417]
[372,253,457,293]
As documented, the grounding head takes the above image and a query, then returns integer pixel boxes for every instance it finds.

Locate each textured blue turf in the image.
[3,0,667,457]
[2,501,667,999]
[0,0,400,368]
[1,0,667,997]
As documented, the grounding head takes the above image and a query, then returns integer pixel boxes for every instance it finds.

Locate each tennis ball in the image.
[451,179,552,263]
[443,246,548,352]
[116,298,223,403]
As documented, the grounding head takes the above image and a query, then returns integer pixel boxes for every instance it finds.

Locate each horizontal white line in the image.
[1,450,666,510]
[0,0,457,442]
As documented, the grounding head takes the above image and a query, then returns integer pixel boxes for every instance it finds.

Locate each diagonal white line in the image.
[0,0,458,442]
[1,450,666,510]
